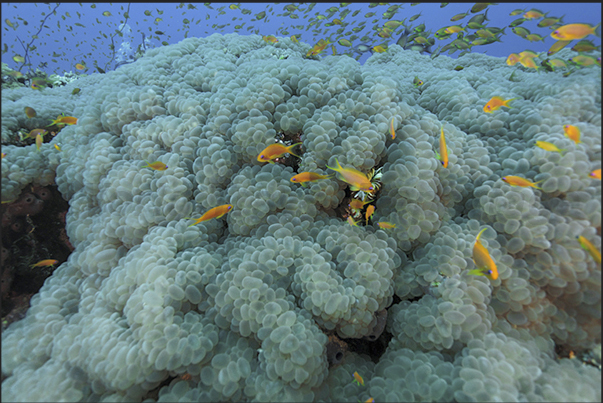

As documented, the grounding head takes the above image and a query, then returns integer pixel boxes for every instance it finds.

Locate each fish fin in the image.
[434,149,441,160]
[467,269,485,277]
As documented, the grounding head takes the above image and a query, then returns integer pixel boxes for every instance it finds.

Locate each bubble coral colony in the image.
[1,2,601,403]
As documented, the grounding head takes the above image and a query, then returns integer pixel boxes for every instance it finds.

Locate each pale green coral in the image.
[1,33,601,402]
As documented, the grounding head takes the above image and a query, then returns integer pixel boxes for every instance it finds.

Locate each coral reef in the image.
[1,33,601,402]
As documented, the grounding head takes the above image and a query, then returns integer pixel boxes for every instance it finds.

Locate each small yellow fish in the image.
[377,222,396,229]
[326,158,374,192]
[24,106,37,118]
[372,45,387,53]
[290,172,331,185]
[483,96,519,113]
[518,52,539,69]
[143,161,168,171]
[577,235,601,264]
[75,63,86,70]
[502,175,543,189]
[444,25,465,34]
[291,35,299,43]
[535,141,565,155]
[31,259,58,268]
[30,77,47,90]
[35,133,44,151]
[589,168,601,180]
[468,228,498,280]
[1,152,6,159]
[257,142,301,164]
[389,117,396,139]
[365,204,375,224]
[352,371,364,386]
[49,115,78,126]
[54,144,62,151]
[413,76,423,87]
[551,23,600,41]
[347,216,359,227]
[26,128,47,140]
[102,11,112,17]
[563,125,581,144]
[570,54,600,67]
[547,40,571,56]
[186,204,233,226]
[364,399,375,403]
[523,9,546,20]
[438,125,449,168]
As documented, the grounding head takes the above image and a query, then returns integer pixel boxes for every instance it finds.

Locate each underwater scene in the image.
[1,2,601,402]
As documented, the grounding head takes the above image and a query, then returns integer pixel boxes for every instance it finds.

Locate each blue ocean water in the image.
[1,3,601,75]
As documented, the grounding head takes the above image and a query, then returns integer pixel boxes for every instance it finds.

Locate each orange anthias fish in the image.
[518,51,539,69]
[349,198,371,210]
[48,115,78,126]
[577,235,601,264]
[437,124,449,168]
[551,23,601,41]
[290,172,331,185]
[326,158,374,192]
[377,222,396,229]
[257,143,301,164]
[563,125,581,144]
[262,35,278,44]
[352,371,364,386]
[468,228,498,280]
[306,39,330,56]
[389,116,396,139]
[483,96,519,113]
[187,204,233,226]
[31,259,58,268]
[506,53,520,66]
[589,168,601,180]
[502,175,543,189]
[143,161,168,171]
[365,204,375,224]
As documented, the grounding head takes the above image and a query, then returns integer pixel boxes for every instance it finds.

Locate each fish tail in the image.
[476,228,487,241]
[326,157,342,173]
[505,97,521,108]
[287,142,303,158]
[594,23,601,38]
[533,179,545,189]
